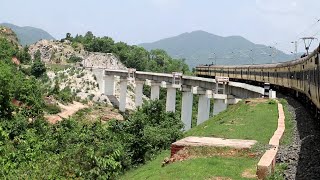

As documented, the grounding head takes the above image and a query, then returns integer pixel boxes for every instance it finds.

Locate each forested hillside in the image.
[140,30,293,67]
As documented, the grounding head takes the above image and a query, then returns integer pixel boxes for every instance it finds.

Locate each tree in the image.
[17,46,31,64]
[0,62,15,118]
[34,49,41,61]
[31,59,46,78]
[65,32,72,41]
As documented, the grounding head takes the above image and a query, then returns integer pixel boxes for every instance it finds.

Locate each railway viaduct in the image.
[91,68,276,130]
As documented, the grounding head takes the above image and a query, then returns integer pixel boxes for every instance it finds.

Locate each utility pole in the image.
[208,52,216,65]
[269,46,278,63]
[301,37,317,55]
[291,41,298,59]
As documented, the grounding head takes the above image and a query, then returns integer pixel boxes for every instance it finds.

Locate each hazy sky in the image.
[1,0,320,53]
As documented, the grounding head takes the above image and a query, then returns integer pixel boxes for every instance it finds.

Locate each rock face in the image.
[32,39,144,110]
[28,39,126,70]
[47,67,140,110]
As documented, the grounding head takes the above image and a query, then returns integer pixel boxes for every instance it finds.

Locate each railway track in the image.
[276,94,320,179]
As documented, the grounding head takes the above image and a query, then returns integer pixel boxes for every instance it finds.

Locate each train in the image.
[195,45,320,116]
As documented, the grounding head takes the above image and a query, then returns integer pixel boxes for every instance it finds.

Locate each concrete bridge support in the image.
[135,80,144,108]
[119,78,128,112]
[197,90,211,125]
[181,86,193,131]
[103,75,115,95]
[166,85,177,112]
[213,94,228,116]
[197,95,211,125]
[151,82,161,100]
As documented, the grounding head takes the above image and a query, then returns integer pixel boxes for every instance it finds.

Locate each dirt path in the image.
[45,101,88,124]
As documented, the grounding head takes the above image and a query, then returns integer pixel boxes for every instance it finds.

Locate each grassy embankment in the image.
[121,99,288,180]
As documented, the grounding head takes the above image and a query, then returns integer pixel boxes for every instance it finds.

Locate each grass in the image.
[47,64,71,72]
[185,99,278,144]
[278,99,294,145]
[121,150,257,180]
[121,99,281,179]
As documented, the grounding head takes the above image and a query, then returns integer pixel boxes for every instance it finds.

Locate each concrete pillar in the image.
[213,98,227,116]
[119,78,127,112]
[197,94,211,125]
[269,90,276,99]
[181,86,193,131]
[135,80,144,108]
[151,82,160,100]
[166,86,177,112]
[103,75,115,95]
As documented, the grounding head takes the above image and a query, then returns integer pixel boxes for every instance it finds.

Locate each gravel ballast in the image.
[276,95,320,179]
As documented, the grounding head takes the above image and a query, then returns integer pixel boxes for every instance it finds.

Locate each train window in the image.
[316,54,319,65]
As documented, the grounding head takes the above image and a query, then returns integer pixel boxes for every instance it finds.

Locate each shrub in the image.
[45,103,61,114]
[31,60,46,78]
[67,55,82,63]
[109,100,183,165]
[56,86,74,103]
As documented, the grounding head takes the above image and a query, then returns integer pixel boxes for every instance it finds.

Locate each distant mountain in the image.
[139,30,294,67]
[0,23,55,46]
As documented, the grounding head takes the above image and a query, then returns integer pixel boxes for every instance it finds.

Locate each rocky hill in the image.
[29,39,143,110]
[29,39,126,69]
[0,23,55,46]
[0,26,20,47]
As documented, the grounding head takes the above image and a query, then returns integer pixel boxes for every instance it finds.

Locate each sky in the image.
[1,0,320,53]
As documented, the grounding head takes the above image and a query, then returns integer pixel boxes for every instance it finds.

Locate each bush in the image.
[31,60,46,78]
[67,55,82,63]
[45,103,61,114]
[109,100,183,165]
[57,87,74,103]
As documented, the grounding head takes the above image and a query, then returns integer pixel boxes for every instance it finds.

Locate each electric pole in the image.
[301,37,317,55]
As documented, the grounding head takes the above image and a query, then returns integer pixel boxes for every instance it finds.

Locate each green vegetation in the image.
[122,100,279,179]
[65,32,190,74]
[0,34,184,179]
[185,100,278,144]
[31,59,46,78]
[67,55,82,63]
[109,100,183,165]
[122,150,257,180]
[44,103,61,114]
[279,99,294,145]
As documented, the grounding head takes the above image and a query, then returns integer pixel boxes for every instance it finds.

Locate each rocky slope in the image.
[30,39,144,110]
[28,39,126,70]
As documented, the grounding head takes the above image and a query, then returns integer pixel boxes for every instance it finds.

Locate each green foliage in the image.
[0,31,184,179]
[44,103,61,114]
[31,59,46,78]
[0,61,44,118]
[34,49,41,60]
[16,46,31,64]
[54,86,74,104]
[69,32,190,73]
[0,38,18,63]
[109,100,183,165]
[67,55,82,63]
